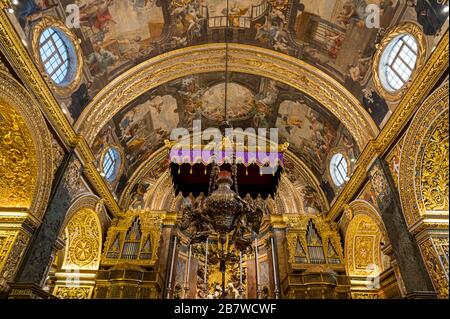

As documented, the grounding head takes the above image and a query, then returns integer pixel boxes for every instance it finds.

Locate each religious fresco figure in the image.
[362,89,390,127]
[79,0,117,31]
[16,0,54,29]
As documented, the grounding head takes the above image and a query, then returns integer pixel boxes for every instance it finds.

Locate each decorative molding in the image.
[344,200,388,243]
[61,194,110,238]
[418,237,449,299]
[368,159,392,212]
[344,213,383,278]
[53,286,92,299]
[62,208,102,271]
[0,230,30,284]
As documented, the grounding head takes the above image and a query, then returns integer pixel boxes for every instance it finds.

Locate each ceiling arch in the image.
[75,43,378,149]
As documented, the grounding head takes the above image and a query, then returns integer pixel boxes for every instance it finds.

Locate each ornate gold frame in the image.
[372,22,427,102]
[325,147,352,192]
[343,200,388,243]
[30,16,83,97]
[61,207,103,271]
[61,194,110,238]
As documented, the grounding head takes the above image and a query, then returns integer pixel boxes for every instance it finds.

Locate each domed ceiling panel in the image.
[91,72,359,204]
[7,0,448,126]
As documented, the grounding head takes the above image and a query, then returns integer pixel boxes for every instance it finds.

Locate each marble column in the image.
[368,158,437,298]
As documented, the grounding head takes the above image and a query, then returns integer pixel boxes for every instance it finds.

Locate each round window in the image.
[38,27,77,86]
[330,153,348,187]
[102,147,121,182]
[379,34,418,92]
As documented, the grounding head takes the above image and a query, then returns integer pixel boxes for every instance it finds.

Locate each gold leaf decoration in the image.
[63,209,101,270]
[0,102,37,208]
[421,113,449,212]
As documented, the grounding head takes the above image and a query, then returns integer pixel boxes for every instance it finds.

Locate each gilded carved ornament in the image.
[419,113,449,212]
[399,83,449,226]
[419,238,449,299]
[62,208,102,270]
[0,231,29,284]
[54,286,91,299]
[0,71,53,221]
[0,57,8,73]
[100,211,164,267]
[0,11,121,216]
[0,102,37,209]
[285,215,344,266]
[345,200,388,241]
[368,160,392,212]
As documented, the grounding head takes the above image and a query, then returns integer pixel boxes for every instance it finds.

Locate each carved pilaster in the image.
[368,158,437,298]
[417,236,449,298]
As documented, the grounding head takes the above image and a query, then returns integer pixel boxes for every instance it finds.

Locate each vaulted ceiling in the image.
[6,0,449,211]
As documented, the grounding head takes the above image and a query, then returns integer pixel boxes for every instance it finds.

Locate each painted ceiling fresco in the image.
[9,0,449,125]
[91,72,359,203]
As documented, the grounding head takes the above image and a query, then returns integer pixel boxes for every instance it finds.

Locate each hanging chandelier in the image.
[170,0,286,299]
[180,163,265,249]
